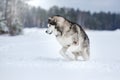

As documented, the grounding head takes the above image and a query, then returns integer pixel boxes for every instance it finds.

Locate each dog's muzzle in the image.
[45,30,52,34]
[45,24,55,34]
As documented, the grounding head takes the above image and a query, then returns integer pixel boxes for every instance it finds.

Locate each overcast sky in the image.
[28,0,120,13]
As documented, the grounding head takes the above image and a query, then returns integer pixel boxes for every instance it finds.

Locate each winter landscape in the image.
[0,28,120,80]
[0,0,120,80]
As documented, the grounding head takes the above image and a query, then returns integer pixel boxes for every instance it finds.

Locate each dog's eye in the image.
[50,21,56,25]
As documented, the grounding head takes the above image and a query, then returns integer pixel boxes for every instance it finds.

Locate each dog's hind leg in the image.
[82,47,90,61]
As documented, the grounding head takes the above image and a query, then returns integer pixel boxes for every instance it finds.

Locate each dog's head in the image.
[45,15,65,35]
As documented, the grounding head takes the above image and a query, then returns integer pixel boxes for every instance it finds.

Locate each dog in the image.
[46,15,90,61]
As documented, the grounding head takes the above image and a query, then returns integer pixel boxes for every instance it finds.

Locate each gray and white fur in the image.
[46,15,90,61]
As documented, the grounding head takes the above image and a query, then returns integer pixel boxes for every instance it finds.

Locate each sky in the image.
[27,0,120,13]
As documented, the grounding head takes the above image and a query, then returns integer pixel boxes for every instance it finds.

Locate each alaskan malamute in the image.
[46,15,90,61]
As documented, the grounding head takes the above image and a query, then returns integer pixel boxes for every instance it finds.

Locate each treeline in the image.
[24,6,120,30]
[0,1,120,36]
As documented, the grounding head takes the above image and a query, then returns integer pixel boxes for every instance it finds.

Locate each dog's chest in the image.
[56,36,73,46]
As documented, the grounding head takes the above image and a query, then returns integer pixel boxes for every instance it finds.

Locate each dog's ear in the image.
[48,17,56,22]
[54,19,57,23]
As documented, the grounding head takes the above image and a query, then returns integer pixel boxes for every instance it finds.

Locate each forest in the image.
[0,0,120,35]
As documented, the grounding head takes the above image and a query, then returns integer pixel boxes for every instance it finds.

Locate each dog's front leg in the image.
[59,46,73,60]
[66,44,81,61]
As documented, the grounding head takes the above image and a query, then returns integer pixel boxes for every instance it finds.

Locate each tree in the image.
[4,0,25,35]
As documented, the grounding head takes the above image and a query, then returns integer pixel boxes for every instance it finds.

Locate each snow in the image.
[0,28,120,80]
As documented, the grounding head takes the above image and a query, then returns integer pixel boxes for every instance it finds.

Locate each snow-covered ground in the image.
[0,28,120,80]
